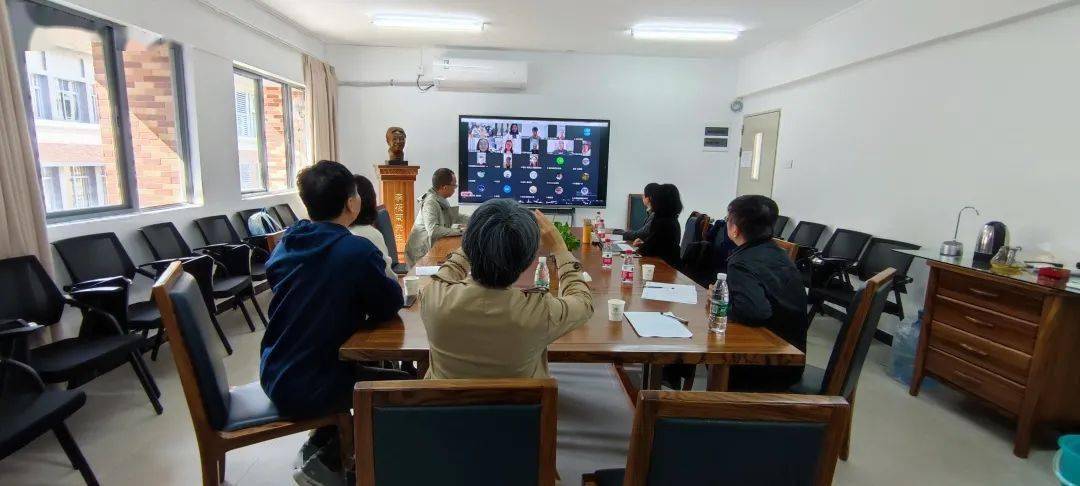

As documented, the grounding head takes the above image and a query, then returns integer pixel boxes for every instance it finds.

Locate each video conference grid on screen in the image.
[458,116,609,207]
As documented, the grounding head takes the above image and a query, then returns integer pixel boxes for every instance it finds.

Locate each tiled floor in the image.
[0,293,1061,484]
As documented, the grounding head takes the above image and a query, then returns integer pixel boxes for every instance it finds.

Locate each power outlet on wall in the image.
[784,159,794,169]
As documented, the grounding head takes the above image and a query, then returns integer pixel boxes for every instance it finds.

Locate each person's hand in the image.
[632,238,644,247]
[534,210,567,253]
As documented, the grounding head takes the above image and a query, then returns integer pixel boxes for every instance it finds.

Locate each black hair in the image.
[650,183,683,218]
[432,168,456,189]
[352,174,378,226]
[727,195,779,241]
[297,160,356,221]
[643,182,660,200]
[462,199,539,288]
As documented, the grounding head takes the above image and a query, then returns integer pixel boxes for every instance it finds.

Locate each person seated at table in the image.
[723,194,809,390]
[615,182,659,241]
[420,199,594,379]
[404,168,470,265]
[349,174,396,280]
[260,160,406,485]
[630,183,682,267]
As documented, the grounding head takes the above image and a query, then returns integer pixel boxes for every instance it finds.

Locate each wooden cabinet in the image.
[910,261,1080,457]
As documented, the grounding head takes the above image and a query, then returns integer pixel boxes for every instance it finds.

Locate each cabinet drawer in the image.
[926,348,1024,414]
[929,322,1031,384]
[933,296,1038,354]
[937,270,1044,323]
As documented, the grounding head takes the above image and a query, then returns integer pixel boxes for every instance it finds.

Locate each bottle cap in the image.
[717,273,727,281]
[538,256,547,263]
[605,238,611,242]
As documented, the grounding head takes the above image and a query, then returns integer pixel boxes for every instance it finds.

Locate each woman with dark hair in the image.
[349,174,396,279]
[619,182,660,241]
[631,183,682,266]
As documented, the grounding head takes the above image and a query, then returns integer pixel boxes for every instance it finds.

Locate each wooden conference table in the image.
[340,230,804,396]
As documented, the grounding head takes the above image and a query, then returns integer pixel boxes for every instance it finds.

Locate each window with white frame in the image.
[233,69,310,194]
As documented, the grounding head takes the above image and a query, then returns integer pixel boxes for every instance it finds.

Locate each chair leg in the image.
[131,351,161,398]
[681,366,697,391]
[336,413,354,474]
[841,389,858,461]
[53,424,100,486]
[237,299,257,332]
[129,353,163,415]
[150,325,166,361]
[208,313,234,355]
[217,452,226,483]
[249,294,269,327]
[201,451,220,486]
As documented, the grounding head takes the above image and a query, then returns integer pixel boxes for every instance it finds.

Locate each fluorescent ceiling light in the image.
[630,24,742,41]
[371,14,485,32]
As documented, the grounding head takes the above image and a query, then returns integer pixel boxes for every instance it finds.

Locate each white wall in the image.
[44,0,325,289]
[737,2,1080,331]
[327,46,740,227]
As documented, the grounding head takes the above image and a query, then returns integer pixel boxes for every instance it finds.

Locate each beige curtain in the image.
[0,0,51,268]
[304,54,339,162]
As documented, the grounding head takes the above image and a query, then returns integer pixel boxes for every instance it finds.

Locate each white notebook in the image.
[641,283,698,305]
[625,312,693,338]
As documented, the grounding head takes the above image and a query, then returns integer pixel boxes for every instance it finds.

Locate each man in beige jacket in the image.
[420,199,594,379]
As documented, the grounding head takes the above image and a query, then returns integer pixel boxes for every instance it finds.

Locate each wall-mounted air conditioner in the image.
[431,58,528,91]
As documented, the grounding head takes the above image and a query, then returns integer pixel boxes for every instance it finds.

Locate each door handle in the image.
[968,288,999,299]
[964,315,995,328]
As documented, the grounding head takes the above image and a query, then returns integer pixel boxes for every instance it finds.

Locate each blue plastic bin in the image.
[1057,435,1080,486]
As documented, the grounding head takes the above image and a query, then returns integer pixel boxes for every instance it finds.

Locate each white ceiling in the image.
[253,0,864,58]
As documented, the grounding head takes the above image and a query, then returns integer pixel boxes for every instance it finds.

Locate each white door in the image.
[736,110,781,197]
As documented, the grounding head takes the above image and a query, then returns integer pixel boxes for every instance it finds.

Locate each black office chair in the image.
[773,215,791,238]
[791,269,895,461]
[0,256,162,414]
[374,206,409,275]
[802,229,873,288]
[139,222,262,333]
[0,322,99,485]
[52,233,170,359]
[787,221,827,249]
[193,215,270,283]
[808,238,919,322]
[271,203,299,227]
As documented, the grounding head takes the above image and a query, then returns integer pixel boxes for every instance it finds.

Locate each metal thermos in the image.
[974,221,1008,261]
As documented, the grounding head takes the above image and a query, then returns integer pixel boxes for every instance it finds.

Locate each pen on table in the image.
[662,312,689,325]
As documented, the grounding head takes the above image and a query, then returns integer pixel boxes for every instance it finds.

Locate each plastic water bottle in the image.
[596,216,606,240]
[708,273,729,334]
[534,256,550,288]
[620,250,635,285]
[601,239,614,269]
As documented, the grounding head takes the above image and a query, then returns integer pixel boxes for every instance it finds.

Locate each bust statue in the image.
[386,126,407,165]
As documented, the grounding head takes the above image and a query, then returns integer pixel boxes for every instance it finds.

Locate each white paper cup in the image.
[608,299,626,321]
[641,264,655,281]
[404,276,421,296]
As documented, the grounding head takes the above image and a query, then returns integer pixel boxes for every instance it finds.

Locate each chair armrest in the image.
[193,243,239,253]
[64,291,126,335]
[0,319,44,341]
[64,275,130,293]
[0,359,46,392]
[242,237,272,258]
[138,258,194,276]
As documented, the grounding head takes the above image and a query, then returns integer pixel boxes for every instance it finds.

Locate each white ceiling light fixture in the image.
[630,23,743,42]
[371,13,485,32]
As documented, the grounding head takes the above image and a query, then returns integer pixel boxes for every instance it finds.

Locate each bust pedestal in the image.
[375,164,420,262]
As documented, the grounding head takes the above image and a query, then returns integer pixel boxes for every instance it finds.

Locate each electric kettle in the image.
[974,221,1008,261]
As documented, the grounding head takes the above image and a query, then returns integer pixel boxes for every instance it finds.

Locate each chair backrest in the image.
[53,232,137,283]
[179,256,216,311]
[773,215,791,238]
[679,214,701,257]
[627,194,647,231]
[821,268,896,398]
[787,221,826,249]
[194,215,241,245]
[623,391,849,486]
[856,238,920,282]
[236,208,263,237]
[374,206,402,266]
[821,228,872,261]
[354,378,558,486]
[272,203,299,227]
[139,222,192,260]
[152,262,231,432]
[773,238,799,262]
[0,256,64,327]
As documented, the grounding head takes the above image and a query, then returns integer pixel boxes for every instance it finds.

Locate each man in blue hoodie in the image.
[259,160,404,485]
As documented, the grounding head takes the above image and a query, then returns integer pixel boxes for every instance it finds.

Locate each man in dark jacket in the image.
[724,195,809,390]
[260,160,404,485]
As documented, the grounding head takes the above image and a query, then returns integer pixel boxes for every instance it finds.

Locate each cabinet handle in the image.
[957,342,989,357]
[952,371,984,386]
[968,288,1000,298]
[964,315,995,328]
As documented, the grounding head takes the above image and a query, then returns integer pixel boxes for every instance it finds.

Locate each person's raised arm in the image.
[432,248,471,283]
[534,210,594,341]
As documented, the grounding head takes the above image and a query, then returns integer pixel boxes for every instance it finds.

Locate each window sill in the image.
[46,203,202,228]
[241,189,298,201]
